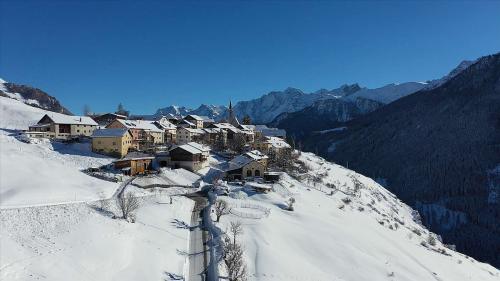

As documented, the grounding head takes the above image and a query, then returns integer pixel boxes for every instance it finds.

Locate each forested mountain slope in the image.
[311,53,500,267]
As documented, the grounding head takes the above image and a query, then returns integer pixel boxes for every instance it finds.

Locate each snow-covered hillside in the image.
[0,96,118,207]
[0,78,71,114]
[0,97,200,280]
[216,152,500,281]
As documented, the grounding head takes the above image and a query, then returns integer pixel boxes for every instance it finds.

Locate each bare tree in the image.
[229,221,243,245]
[222,221,247,281]
[97,191,109,211]
[116,193,140,221]
[214,199,231,222]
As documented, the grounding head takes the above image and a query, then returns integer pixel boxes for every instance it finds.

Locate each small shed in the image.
[114,152,155,176]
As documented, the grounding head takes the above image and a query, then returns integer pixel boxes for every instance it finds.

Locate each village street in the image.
[184,191,214,281]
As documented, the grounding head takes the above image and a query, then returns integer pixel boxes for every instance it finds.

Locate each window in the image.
[255,170,261,177]
[246,170,252,177]
[77,130,80,133]
[113,141,116,145]
[98,141,101,144]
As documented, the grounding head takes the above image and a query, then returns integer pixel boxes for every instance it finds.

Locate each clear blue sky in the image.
[1,1,499,115]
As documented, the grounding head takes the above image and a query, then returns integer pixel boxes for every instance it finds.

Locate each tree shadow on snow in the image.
[171,219,193,230]
[163,271,184,280]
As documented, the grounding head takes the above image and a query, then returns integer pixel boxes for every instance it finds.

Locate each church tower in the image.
[228,100,240,126]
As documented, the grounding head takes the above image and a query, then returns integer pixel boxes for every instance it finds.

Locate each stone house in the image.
[224,150,269,180]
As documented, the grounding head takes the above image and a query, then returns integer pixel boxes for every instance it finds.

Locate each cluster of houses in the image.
[26,102,291,182]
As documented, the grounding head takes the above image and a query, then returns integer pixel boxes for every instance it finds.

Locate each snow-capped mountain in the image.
[0,78,72,115]
[147,104,227,120]
[189,104,227,119]
[154,105,192,117]
[232,84,362,124]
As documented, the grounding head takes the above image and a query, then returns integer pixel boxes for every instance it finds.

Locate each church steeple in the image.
[228,100,240,126]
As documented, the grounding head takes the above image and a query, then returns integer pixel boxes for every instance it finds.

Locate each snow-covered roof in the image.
[114,119,163,133]
[210,123,238,130]
[40,114,98,126]
[225,150,267,171]
[265,136,291,148]
[170,141,210,155]
[177,119,196,127]
[245,150,269,160]
[184,114,204,121]
[92,128,130,138]
[154,120,177,130]
[238,124,255,131]
[186,142,210,152]
[202,128,221,134]
[227,155,254,170]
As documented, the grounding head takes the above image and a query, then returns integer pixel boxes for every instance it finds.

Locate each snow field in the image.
[0,194,195,281]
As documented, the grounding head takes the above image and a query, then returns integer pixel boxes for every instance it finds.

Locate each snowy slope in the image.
[0,96,118,207]
[216,153,500,281]
[0,96,49,130]
[0,194,195,281]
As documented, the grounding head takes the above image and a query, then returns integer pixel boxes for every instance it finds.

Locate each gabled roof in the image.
[154,120,176,130]
[92,128,131,138]
[177,119,196,126]
[113,119,163,133]
[209,123,237,130]
[225,150,267,171]
[170,142,210,155]
[184,114,204,121]
[96,113,127,119]
[39,114,98,126]
[245,150,269,160]
[186,142,210,152]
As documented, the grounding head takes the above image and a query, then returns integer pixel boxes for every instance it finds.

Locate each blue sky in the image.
[1,1,499,115]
